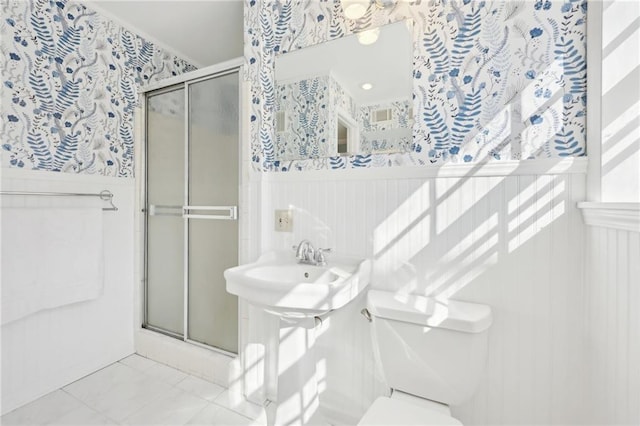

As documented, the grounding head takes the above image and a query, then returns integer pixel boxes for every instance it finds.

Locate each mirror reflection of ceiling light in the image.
[356,27,380,45]
[341,0,370,19]
[361,83,373,90]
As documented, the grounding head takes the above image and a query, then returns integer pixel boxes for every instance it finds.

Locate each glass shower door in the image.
[145,70,239,354]
[186,73,239,353]
[146,87,185,337]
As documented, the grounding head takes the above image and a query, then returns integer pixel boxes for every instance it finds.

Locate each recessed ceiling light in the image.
[356,27,380,45]
[361,83,373,90]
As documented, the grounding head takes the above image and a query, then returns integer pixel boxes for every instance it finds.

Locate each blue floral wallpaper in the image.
[359,100,413,154]
[276,73,362,159]
[245,0,587,172]
[276,75,333,159]
[1,0,196,177]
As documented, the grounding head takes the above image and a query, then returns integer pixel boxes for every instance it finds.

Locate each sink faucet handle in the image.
[314,248,332,265]
[295,240,314,260]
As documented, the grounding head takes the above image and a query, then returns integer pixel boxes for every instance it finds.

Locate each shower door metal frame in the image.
[141,58,243,356]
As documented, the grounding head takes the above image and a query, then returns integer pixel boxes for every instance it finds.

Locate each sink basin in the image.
[225,250,371,317]
[226,250,371,424]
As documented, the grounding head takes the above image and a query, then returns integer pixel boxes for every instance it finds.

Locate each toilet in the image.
[358,290,493,425]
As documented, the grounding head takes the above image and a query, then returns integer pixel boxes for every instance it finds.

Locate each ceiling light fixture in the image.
[341,0,370,20]
[361,83,373,90]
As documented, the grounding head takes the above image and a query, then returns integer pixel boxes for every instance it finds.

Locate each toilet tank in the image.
[367,290,492,406]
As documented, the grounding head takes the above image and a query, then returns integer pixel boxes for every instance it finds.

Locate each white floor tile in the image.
[122,387,208,426]
[143,361,189,386]
[175,375,225,402]
[213,390,266,421]
[3,355,269,426]
[118,354,160,373]
[120,353,189,387]
[0,390,83,425]
[64,362,174,422]
[50,403,116,425]
[186,403,263,426]
[63,363,147,404]
[100,379,175,423]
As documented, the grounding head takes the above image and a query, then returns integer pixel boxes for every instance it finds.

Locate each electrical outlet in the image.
[275,209,293,232]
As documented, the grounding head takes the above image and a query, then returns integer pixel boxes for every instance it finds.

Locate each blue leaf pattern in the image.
[329,1,345,40]
[56,26,81,59]
[423,29,449,75]
[329,156,346,169]
[451,88,482,148]
[423,102,450,151]
[273,0,291,50]
[350,154,372,167]
[28,72,54,114]
[29,13,54,57]
[27,132,52,169]
[54,80,80,114]
[247,0,585,171]
[1,0,196,176]
[451,5,483,71]
[52,131,78,171]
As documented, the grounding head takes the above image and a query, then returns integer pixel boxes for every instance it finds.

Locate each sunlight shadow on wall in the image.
[507,175,566,253]
[602,99,640,176]
[600,1,640,200]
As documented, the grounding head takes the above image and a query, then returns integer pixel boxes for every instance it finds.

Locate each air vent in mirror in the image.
[372,108,392,123]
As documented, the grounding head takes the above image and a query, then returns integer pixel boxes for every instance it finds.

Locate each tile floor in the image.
[1,354,267,425]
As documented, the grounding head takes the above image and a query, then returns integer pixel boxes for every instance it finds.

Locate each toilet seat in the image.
[358,396,463,426]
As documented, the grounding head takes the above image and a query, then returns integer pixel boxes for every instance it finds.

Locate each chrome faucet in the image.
[294,240,331,266]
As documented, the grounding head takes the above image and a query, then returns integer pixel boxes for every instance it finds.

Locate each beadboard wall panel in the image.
[0,170,135,414]
[257,169,587,425]
[585,225,640,425]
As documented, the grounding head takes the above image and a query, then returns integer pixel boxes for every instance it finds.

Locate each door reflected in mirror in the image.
[274,20,413,161]
[338,121,348,155]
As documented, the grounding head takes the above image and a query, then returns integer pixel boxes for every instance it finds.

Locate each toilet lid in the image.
[358,397,463,426]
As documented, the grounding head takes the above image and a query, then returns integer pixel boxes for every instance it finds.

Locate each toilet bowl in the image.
[356,290,492,425]
[358,392,462,426]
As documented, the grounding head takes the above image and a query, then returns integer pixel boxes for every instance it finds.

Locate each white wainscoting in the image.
[0,169,135,414]
[249,159,588,425]
[583,221,640,425]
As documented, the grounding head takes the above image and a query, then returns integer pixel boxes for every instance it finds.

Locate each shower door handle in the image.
[148,204,183,216]
[183,205,238,220]
[148,204,238,220]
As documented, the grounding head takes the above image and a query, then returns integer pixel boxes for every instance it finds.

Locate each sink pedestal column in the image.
[269,316,323,426]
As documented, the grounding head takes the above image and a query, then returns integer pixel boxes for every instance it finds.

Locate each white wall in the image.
[581,2,640,423]
[0,169,135,414]
[584,224,640,425]
[247,159,588,425]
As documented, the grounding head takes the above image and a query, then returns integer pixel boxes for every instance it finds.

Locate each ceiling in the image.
[86,0,244,68]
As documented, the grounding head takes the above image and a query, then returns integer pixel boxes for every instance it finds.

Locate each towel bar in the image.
[0,190,118,211]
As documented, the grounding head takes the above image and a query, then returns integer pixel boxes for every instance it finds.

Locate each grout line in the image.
[59,388,121,425]
[2,355,255,425]
[209,400,256,421]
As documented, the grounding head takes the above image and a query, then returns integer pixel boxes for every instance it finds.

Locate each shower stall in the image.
[142,61,241,354]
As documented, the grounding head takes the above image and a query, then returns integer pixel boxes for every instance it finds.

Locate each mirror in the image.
[274,20,413,161]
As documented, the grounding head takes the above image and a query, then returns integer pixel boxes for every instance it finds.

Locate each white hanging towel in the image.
[1,196,104,325]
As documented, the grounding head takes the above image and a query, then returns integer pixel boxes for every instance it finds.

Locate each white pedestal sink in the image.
[225,251,372,425]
